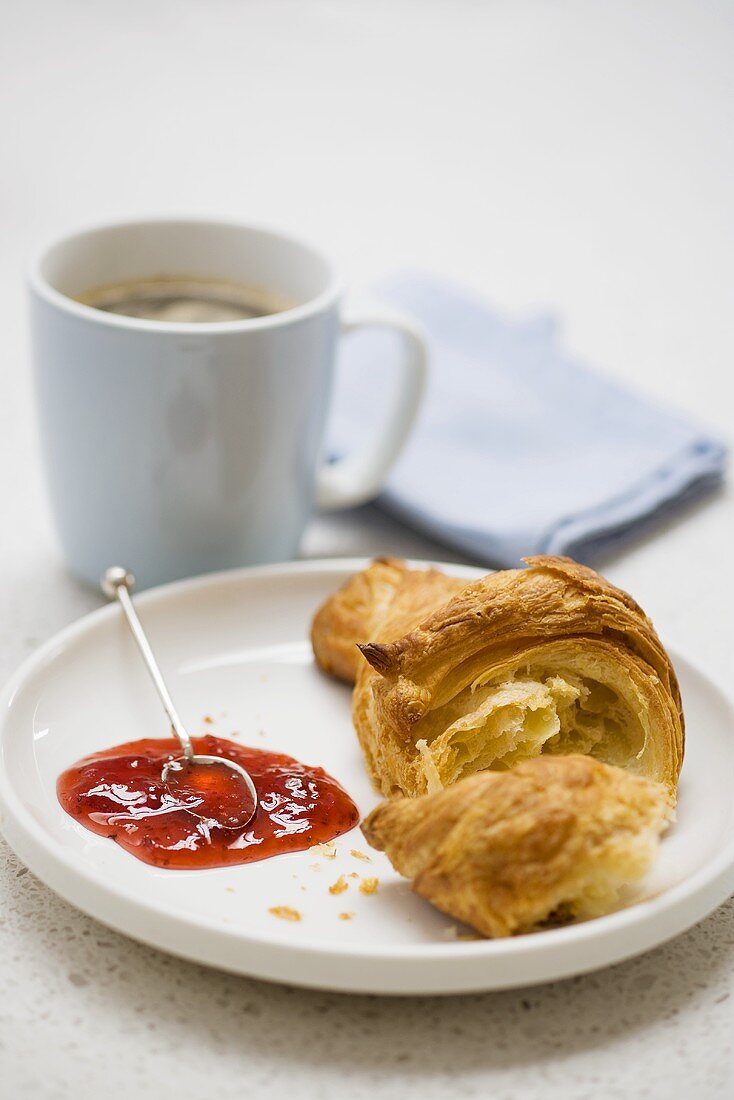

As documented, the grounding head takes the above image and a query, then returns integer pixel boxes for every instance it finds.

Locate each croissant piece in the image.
[314,556,684,800]
[362,754,672,937]
[311,557,466,684]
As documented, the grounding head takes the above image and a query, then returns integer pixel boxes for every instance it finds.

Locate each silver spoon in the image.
[101,566,258,829]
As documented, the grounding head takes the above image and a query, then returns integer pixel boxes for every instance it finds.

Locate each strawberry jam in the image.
[57,735,359,869]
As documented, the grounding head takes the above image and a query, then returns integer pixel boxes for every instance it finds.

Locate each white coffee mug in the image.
[29,218,427,588]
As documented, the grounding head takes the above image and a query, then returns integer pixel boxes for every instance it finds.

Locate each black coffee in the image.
[76,275,292,323]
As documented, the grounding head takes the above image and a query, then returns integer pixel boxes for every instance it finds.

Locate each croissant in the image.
[312,556,683,800]
[311,557,466,684]
[362,754,672,937]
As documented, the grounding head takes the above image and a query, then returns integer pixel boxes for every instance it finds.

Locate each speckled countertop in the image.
[3,830,733,1098]
[2,1,734,1096]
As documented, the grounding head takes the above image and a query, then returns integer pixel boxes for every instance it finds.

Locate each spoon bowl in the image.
[161,753,258,830]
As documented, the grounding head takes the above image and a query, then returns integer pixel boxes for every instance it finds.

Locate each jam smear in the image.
[57,735,359,870]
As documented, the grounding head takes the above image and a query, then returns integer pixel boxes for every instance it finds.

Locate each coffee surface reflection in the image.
[76,275,292,323]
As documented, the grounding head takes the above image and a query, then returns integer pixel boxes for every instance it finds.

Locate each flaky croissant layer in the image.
[312,556,684,800]
[362,754,672,938]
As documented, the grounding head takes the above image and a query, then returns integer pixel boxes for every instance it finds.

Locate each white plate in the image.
[1,559,734,996]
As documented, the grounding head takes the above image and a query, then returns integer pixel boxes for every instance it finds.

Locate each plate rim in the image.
[2,557,734,993]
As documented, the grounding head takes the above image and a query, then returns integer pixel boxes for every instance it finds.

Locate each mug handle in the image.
[315,308,428,510]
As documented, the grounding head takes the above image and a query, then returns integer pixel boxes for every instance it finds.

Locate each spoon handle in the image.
[101,567,194,761]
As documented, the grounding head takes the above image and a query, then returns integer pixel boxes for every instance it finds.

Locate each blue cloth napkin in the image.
[332,273,726,567]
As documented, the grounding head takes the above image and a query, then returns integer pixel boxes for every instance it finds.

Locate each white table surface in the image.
[1,1,733,1096]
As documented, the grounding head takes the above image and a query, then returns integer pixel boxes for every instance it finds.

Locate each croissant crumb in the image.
[310,841,337,859]
[268,906,302,922]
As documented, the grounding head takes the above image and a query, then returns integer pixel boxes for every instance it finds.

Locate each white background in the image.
[1,1,732,1097]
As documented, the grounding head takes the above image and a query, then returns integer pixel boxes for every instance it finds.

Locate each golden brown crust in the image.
[361,555,678,701]
[310,557,466,684]
[310,556,683,799]
[362,754,672,937]
[310,557,406,683]
[348,556,683,799]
